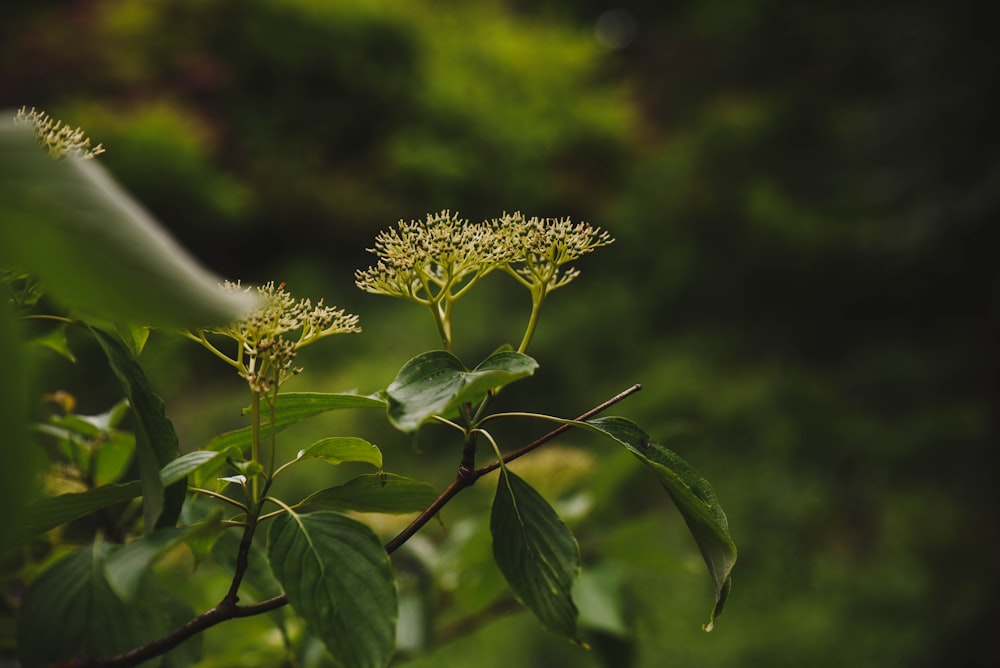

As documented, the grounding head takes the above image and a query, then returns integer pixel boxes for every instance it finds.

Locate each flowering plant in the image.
[2,111,736,668]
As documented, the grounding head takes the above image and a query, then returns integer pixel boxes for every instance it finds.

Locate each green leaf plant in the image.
[2,111,736,667]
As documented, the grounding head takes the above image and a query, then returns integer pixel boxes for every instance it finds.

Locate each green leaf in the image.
[16,541,199,666]
[105,516,225,600]
[299,473,439,514]
[28,322,77,362]
[574,565,629,637]
[203,392,387,454]
[104,527,187,600]
[0,118,255,327]
[160,448,240,486]
[583,416,737,631]
[92,430,137,487]
[114,321,151,357]
[92,328,184,530]
[385,350,538,431]
[296,437,383,469]
[19,482,142,539]
[267,511,397,668]
[490,468,581,640]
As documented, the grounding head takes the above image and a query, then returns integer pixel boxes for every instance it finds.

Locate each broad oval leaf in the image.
[385,350,538,432]
[267,511,397,668]
[584,416,737,631]
[0,118,255,327]
[16,542,199,666]
[491,469,580,640]
[297,437,383,469]
[299,473,439,514]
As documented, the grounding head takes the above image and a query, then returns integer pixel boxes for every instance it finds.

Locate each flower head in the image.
[196,281,360,392]
[497,213,614,292]
[356,210,613,352]
[15,106,105,160]
[355,210,516,304]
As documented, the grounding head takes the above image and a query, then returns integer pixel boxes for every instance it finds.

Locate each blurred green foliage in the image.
[1,0,995,666]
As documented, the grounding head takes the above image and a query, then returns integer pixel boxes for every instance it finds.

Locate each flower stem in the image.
[517,289,546,353]
[250,389,261,502]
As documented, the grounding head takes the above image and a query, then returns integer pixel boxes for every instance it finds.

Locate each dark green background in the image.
[2,1,996,666]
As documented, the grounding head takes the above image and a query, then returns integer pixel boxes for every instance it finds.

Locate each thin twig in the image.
[384,383,641,552]
[477,382,642,476]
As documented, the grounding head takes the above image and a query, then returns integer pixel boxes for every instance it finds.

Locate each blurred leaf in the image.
[93,327,184,530]
[16,541,197,666]
[267,511,397,668]
[0,118,255,327]
[490,468,580,641]
[574,566,629,637]
[92,430,136,487]
[385,350,538,432]
[37,399,136,486]
[583,416,737,631]
[105,515,225,600]
[114,321,151,357]
[296,436,383,469]
[19,482,142,539]
[29,322,76,362]
[299,473,438,514]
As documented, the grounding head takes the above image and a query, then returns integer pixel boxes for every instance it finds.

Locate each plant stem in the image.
[517,289,545,353]
[72,384,642,668]
[250,388,261,502]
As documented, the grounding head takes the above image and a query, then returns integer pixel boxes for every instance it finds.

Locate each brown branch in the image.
[384,383,641,553]
[477,383,642,477]
[67,384,642,667]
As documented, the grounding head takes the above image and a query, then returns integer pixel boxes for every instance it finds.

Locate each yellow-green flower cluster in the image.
[494,212,614,294]
[14,106,105,160]
[356,210,613,352]
[355,210,517,304]
[356,210,613,301]
[192,281,360,392]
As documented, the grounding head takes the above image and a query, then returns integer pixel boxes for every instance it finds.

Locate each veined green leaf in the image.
[0,118,255,327]
[16,541,199,666]
[385,350,538,432]
[491,468,580,640]
[267,511,397,668]
[296,437,382,469]
[583,416,737,630]
[93,328,184,530]
[299,473,438,514]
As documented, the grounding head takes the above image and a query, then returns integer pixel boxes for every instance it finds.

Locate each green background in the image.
[2,0,996,666]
